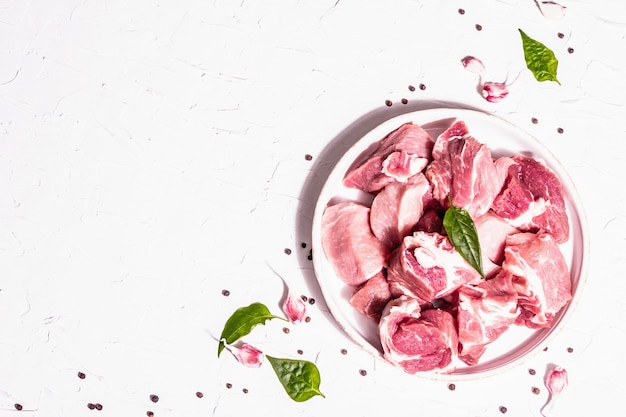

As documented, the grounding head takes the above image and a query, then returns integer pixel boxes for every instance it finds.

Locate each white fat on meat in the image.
[379,295,458,374]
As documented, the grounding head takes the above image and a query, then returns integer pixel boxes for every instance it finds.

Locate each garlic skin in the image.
[223,341,265,368]
[482,82,510,103]
[282,292,307,324]
[536,1,567,20]
[541,365,568,416]
[461,56,486,78]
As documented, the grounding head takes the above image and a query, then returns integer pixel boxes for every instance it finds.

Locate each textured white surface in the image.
[1,0,625,416]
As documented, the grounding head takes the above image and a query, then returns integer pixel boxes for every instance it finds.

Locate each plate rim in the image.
[311,107,590,381]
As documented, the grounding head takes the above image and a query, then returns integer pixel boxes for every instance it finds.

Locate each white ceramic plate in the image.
[311,108,589,380]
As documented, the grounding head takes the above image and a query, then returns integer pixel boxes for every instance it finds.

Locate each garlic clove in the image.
[222,340,265,368]
[481,82,510,103]
[282,292,307,324]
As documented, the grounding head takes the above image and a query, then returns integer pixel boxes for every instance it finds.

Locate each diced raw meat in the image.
[425,120,501,218]
[457,270,520,365]
[349,271,392,321]
[370,173,431,249]
[386,231,482,302]
[343,122,434,193]
[414,208,443,234]
[502,232,572,328]
[379,296,458,374]
[474,211,519,277]
[321,202,388,286]
[491,155,569,243]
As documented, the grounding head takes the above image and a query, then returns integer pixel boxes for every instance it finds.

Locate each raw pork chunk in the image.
[457,270,519,366]
[474,211,519,278]
[369,173,431,250]
[349,271,392,322]
[425,120,501,219]
[379,296,458,374]
[491,155,569,244]
[321,202,388,286]
[386,231,482,302]
[502,232,572,328]
[343,122,434,193]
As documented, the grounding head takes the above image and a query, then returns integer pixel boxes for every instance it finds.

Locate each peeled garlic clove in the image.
[541,365,568,416]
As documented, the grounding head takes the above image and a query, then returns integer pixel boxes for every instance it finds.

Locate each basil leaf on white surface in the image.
[266,356,326,402]
[519,28,560,84]
[217,302,285,357]
[443,202,484,278]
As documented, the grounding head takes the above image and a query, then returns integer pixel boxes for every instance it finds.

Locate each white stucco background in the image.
[1,1,625,416]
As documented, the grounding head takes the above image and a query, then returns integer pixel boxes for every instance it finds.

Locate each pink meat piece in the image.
[502,232,572,328]
[386,231,482,302]
[370,173,431,250]
[349,271,392,321]
[491,155,569,244]
[379,296,458,374]
[321,201,389,286]
[343,122,434,193]
[474,211,519,278]
[425,120,501,218]
[457,270,520,366]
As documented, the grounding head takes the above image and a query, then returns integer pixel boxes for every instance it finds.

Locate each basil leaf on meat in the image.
[519,29,560,84]
[266,356,326,402]
[217,302,285,357]
[443,203,484,278]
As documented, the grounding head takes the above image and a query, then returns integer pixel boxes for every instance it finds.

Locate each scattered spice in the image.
[304,154,313,161]
[557,127,564,134]
[532,386,541,395]
[408,85,416,91]
[88,403,96,410]
[401,98,408,105]
[301,242,307,248]
[340,348,348,355]
[359,369,367,376]
[307,250,313,261]
[567,47,574,54]
[567,347,574,353]
[226,382,233,389]
[543,347,548,351]
[499,405,508,413]
[419,83,426,90]
[308,298,316,305]
[385,99,393,107]
[78,371,86,379]
[458,8,465,15]
[14,404,23,411]
[242,388,249,394]
[150,394,159,403]
[221,289,230,297]
[531,117,539,124]
[529,368,536,375]
[558,32,565,38]
[196,391,204,398]
[300,295,308,302]
[147,412,154,417]
[448,383,456,391]
[304,316,311,323]
[95,403,103,411]
[297,349,303,355]
[283,327,290,334]
[475,23,483,31]
[284,248,292,255]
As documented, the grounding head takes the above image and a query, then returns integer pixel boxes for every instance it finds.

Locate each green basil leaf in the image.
[266,355,326,402]
[519,29,560,85]
[443,203,484,278]
[217,302,285,357]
